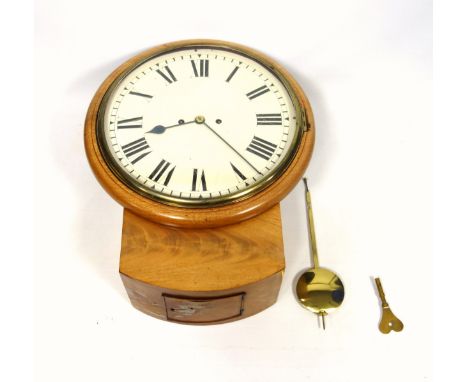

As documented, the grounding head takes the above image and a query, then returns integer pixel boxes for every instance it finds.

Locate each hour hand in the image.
[147,125,166,134]
[146,119,195,134]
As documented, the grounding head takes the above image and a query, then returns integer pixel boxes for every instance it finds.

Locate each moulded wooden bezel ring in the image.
[84,39,315,228]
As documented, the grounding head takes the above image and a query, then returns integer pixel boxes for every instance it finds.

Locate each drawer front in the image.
[163,293,245,324]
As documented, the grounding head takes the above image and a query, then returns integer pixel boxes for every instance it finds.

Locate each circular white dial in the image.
[99,45,301,206]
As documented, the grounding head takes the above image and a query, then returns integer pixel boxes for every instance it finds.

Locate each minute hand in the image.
[202,122,261,175]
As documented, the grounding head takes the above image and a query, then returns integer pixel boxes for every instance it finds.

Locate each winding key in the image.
[374,277,404,334]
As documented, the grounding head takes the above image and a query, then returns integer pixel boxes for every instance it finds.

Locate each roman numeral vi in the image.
[192,169,207,191]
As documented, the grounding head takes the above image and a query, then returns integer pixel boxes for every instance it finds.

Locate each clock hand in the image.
[146,120,196,134]
[201,121,262,175]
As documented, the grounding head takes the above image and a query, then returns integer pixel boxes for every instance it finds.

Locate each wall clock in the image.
[84,39,315,324]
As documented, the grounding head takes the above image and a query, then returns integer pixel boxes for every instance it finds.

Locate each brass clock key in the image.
[374,277,404,334]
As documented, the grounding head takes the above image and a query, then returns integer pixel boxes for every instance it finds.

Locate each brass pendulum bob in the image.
[295,178,345,329]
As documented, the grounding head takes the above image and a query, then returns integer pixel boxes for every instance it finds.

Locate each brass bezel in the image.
[95,42,307,208]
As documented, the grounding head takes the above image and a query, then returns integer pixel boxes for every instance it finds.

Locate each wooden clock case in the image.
[84,39,315,325]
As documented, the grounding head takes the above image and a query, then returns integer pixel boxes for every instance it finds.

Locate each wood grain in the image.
[164,293,245,324]
[121,272,283,325]
[120,205,285,291]
[84,40,315,323]
[84,39,315,228]
[120,205,285,324]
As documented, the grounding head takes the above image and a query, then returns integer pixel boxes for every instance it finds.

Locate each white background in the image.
[33,1,432,381]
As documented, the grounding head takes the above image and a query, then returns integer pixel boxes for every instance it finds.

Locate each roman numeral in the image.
[129,91,153,99]
[246,85,270,100]
[191,59,209,77]
[121,137,151,164]
[226,66,239,82]
[192,169,207,191]
[230,162,246,181]
[156,66,177,84]
[149,159,175,186]
[117,116,143,129]
[256,113,282,125]
[246,136,277,160]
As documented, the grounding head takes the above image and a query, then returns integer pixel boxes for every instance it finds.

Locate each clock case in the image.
[84,39,315,325]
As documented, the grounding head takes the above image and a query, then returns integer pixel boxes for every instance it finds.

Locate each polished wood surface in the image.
[84,39,315,228]
[120,205,285,324]
[164,293,245,324]
[85,40,315,324]
[121,272,283,325]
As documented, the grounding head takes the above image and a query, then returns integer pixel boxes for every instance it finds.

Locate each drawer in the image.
[163,293,246,324]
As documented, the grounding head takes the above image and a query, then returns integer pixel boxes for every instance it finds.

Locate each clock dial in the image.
[97,45,303,206]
